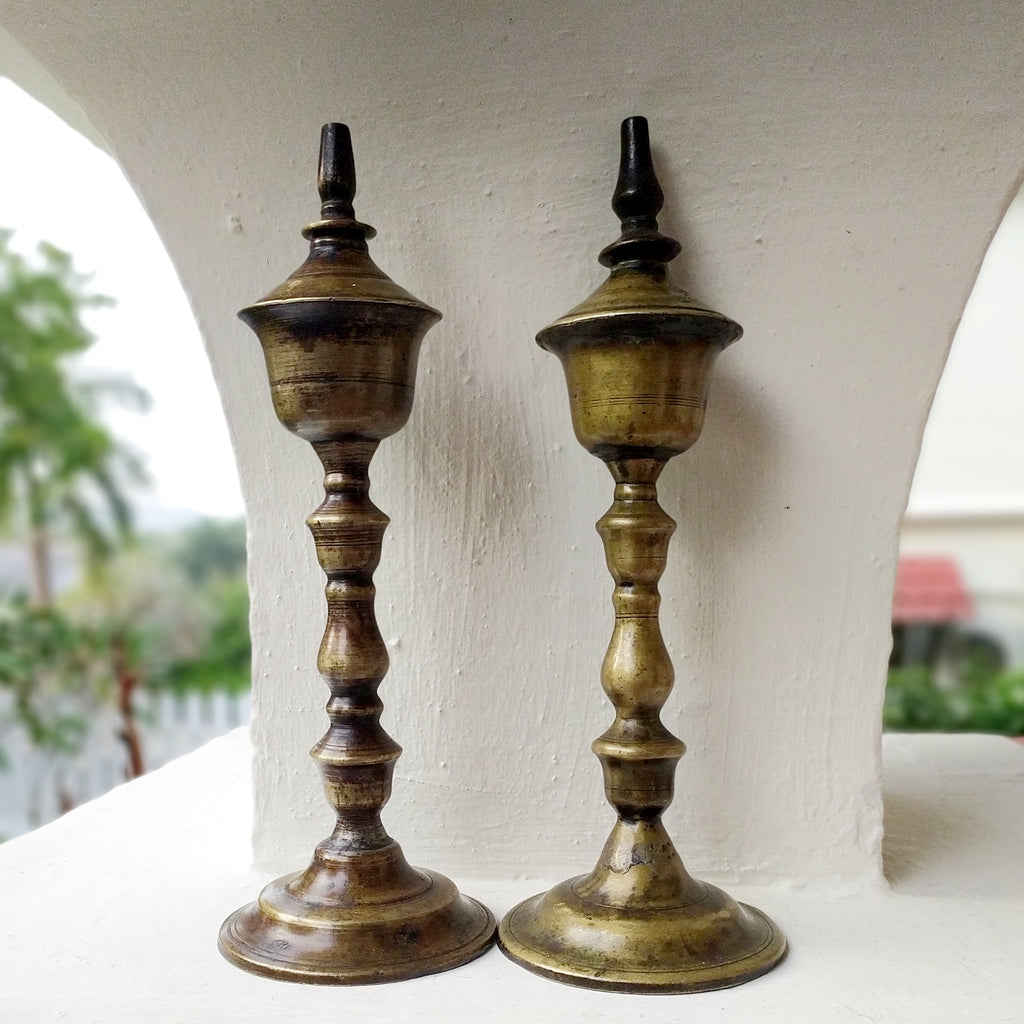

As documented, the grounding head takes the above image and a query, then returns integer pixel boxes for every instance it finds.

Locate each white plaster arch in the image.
[4,1,1024,891]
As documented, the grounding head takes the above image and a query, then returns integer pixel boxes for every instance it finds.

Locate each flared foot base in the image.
[498,875,786,993]
[219,866,495,985]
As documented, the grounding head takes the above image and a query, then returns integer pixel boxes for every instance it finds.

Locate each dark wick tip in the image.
[318,123,356,209]
[612,115,665,225]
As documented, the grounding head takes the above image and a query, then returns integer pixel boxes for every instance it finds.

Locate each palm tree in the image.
[0,230,149,605]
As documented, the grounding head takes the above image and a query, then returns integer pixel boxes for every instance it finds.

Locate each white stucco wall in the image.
[4,2,1024,891]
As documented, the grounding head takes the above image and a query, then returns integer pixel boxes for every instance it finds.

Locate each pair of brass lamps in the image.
[218,117,786,993]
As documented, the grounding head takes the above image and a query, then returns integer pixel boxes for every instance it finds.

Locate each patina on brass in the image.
[218,124,495,984]
[498,116,786,993]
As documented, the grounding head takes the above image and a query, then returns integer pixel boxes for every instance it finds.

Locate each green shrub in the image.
[884,664,1024,734]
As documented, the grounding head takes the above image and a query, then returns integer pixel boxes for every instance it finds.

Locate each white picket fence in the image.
[0,688,251,840]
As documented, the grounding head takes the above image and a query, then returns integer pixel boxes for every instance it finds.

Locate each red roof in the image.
[892,556,972,625]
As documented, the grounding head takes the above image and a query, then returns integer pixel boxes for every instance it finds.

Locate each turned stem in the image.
[308,439,402,857]
[592,458,685,823]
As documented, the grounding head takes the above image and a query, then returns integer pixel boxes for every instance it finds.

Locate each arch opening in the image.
[0,72,249,839]
[887,182,1024,735]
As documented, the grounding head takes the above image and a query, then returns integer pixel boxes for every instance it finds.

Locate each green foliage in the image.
[0,230,149,597]
[0,517,252,771]
[885,665,1024,734]
[162,571,251,694]
[168,519,250,692]
[65,517,251,698]
[150,517,251,694]
[171,516,247,584]
[0,601,105,760]
[0,231,249,781]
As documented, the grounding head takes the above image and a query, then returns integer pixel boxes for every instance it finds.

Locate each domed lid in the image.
[239,123,440,324]
[537,116,740,350]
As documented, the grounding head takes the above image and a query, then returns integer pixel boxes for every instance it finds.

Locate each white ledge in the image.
[3,730,1024,1023]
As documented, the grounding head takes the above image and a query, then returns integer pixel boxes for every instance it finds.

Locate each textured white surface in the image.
[2,731,1024,1023]
[3,2,1024,888]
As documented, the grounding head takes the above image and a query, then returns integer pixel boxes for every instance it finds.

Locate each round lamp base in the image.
[498,876,786,994]
[219,868,495,985]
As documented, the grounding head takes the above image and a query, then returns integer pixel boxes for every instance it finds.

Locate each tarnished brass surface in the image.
[498,117,786,992]
[218,124,495,984]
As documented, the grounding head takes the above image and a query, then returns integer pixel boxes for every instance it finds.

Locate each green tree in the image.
[172,516,247,585]
[0,601,101,765]
[162,518,250,694]
[0,230,149,605]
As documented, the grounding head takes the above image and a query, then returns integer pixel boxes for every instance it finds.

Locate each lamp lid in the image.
[537,116,740,350]
[239,123,440,322]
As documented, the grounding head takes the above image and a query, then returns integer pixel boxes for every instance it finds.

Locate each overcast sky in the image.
[0,77,243,521]
[908,184,1024,516]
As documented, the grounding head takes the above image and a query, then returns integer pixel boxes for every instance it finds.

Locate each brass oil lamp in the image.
[218,124,495,983]
[498,116,787,992]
